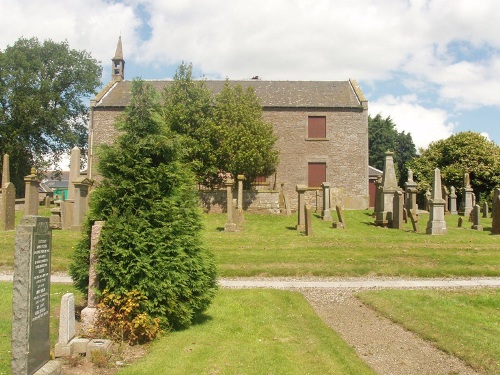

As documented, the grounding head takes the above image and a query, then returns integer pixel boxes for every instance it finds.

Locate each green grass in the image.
[0,282,82,375]
[203,210,500,277]
[118,289,374,375]
[358,288,500,374]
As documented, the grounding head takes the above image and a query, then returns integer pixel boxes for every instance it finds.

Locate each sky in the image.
[2,0,500,155]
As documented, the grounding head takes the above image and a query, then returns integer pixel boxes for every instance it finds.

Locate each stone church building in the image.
[88,38,369,211]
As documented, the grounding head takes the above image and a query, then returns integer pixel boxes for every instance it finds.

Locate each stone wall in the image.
[199,190,281,214]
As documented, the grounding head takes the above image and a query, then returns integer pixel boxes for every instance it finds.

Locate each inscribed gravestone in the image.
[426,168,447,235]
[375,152,398,227]
[491,196,500,234]
[392,190,404,229]
[1,182,15,231]
[12,216,52,374]
[304,204,313,235]
[471,205,482,231]
[449,186,458,215]
[483,201,489,218]
[54,293,75,357]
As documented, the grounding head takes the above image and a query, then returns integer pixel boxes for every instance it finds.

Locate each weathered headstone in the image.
[442,186,449,213]
[471,205,482,231]
[237,175,245,211]
[459,173,473,217]
[24,168,39,216]
[333,205,346,229]
[304,204,313,235]
[492,188,500,218]
[424,189,431,211]
[458,217,463,227]
[12,216,59,374]
[373,175,382,217]
[44,196,51,208]
[375,151,398,227]
[404,169,418,214]
[482,201,489,218]
[224,178,237,232]
[72,177,93,230]
[67,147,81,201]
[407,209,419,232]
[392,190,404,229]
[426,168,447,235]
[449,186,458,215]
[279,183,292,216]
[296,185,307,231]
[321,182,332,221]
[54,293,76,357]
[2,153,11,184]
[1,182,15,231]
[491,196,500,234]
[49,201,62,230]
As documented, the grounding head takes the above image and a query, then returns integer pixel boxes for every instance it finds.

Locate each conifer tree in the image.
[70,80,217,329]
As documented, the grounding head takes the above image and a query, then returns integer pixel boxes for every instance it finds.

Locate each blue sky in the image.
[2,0,500,152]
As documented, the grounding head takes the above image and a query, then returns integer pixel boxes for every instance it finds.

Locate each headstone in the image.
[54,293,76,357]
[67,147,81,201]
[1,182,15,231]
[321,182,332,221]
[373,176,382,217]
[392,190,404,229]
[49,201,62,230]
[81,221,104,335]
[375,152,398,227]
[449,186,458,215]
[471,205,483,231]
[224,178,237,232]
[24,168,39,216]
[426,168,447,235]
[459,173,473,217]
[237,175,245,211]
[296,185,307,231]
[442,186,449,213]
[472,193,476,208]
[333,205,346,229]
[12,216,56,374]
[424,189,431,211]
[492,188,500,218]
[407,209,419,232]
[404,169,418,213]
[491,196,500,234]
[482,201,489,218]
[304,204,313,235]
[44,196,51,208]
[403,207,408,223]
[2,153,11,185]
[458,217,463,227]
[72,177,92,230]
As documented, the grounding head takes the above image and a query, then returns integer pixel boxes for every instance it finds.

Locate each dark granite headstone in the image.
[12,216,52,374]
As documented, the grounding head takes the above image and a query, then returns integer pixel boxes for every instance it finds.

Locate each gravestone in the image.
[404,169,418,213]
[224,178,237,232]
[373,176,382,217]
[72,177,93,230]
[424,189,431,211]
[392,190,404,229]
[491,196,500,234]
[471,205,482,231]
[492,188,500,218]
[237,175,245,211]
[24,168,39,216]
[426,168,447,235]
[375,152,398,227]
[304,204,313,236]
[482,201,489,218]
[81,221,105,334]
[67,147,81,201]
[54,293,76,357]
[459,173,473,217]
[407,209,419,232]
[296,185,307,231]
[321,182,332,221]
[12,216,59,374]
[442,186,449,213]
[449,186,458,215]
[333,205,346,229]
[49,201,62,230]
[2,154,16,231]
[279,183,292,216]
[458,217,463,227]
[44,196,51,208]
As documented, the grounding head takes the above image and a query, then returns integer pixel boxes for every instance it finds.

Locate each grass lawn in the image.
[358,288,500,374]
[118,289,374,375]
[0,282,82,375]
[203,210,500,277]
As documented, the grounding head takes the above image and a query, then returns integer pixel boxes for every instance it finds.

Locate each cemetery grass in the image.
[203,210,500,278]
[0,282,82,375]
[358,288,500,374]
[0,209,80,273]
[117,289,374,375]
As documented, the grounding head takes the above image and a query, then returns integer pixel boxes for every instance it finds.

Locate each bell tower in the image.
[111,36,125,81]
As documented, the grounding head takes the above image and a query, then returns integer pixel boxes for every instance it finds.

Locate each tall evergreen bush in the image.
[70,80,217,329]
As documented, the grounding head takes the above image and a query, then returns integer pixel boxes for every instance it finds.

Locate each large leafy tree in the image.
[161,63,278,188]
[70,80,217,330]
[408,131,500,203]
[368,114,416,187]
[0,37,101,191]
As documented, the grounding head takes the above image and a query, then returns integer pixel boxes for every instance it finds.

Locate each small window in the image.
[308,116,326,138]
[308,162,326,188]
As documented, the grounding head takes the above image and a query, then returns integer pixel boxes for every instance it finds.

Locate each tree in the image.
[70,80,218,330]
[368,114,417,187]
[161,63,279,187]
[0,37,101,192]
[408,131,500,204]
[213,82,279,187]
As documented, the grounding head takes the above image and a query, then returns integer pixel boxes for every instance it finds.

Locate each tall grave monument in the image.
[1,154,16,231]
[426,168,447,235]
[459,173,473,217]
[375,152,398,227]
[404,169,418,213]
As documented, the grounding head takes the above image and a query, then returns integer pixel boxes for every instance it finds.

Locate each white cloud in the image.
[369,95,455,150]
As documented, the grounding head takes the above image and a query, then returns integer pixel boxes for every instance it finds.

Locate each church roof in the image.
[93,79,367,109]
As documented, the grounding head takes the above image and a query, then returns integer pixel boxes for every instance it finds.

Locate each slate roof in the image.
[94,80,366,109]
